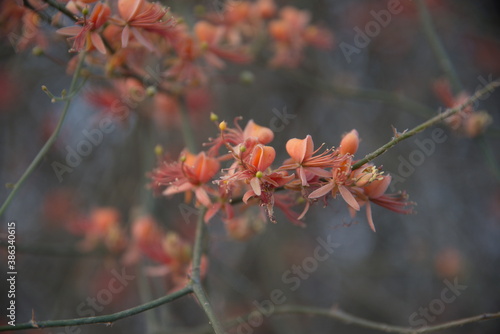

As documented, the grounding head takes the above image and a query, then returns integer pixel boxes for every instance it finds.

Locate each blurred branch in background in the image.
[0,52,87,217]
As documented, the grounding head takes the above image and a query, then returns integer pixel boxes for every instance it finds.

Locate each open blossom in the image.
[111,0,174,51]
[283,135,342,186]
[57,3,111,54]
[220,143,294,222]
[353,169,413,232]
[150,149,220,207]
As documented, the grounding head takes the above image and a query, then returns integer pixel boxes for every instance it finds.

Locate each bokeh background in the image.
[1,0,500,333]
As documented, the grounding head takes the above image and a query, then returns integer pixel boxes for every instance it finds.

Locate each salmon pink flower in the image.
[151,150,220,207]
[112,0,174,51]
[207,118,274,158]
[57,2,111,54]
[340,163,415,232]
[219,143,293,222]
[283,135,341,186]
[308,162,360,212]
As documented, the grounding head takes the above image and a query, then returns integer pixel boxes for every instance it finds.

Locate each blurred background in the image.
[1,0,500,333]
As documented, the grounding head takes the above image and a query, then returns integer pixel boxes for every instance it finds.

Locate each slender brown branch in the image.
[273,305,500,334]
[352,80,500,170]
[0,286,193,331]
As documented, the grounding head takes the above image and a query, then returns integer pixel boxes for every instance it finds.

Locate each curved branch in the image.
[352,80,500,170]
[0,52,87,217]
[274,305,500,334]
[0,286,192,332]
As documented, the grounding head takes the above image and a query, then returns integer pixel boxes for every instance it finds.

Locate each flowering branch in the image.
[0,52,87,217]
[352,80,500,170]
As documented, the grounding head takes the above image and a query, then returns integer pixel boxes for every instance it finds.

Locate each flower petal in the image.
[308,182,334,199]
[57,26,82,36]
[242,189,256,203]
[339,185,360,211]
[250,177,261,196]
[195,187,211,207]
[90,32,107,54]
[286,135,313,163]
[163,182,192,196]
[122,25,130,47]
[365,202,376,232]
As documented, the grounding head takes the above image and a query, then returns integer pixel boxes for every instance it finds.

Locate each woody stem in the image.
[189,207,226,334]
[352,80,500,170]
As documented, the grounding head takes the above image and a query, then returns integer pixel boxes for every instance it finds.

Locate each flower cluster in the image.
[58,204,199,290]
[0,0,334,126]
[150,118,414,234]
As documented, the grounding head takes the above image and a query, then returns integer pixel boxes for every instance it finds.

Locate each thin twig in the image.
[415,0,462,93]
[273,305,500,334]
[285,71,434,118]
[0,286,192,332]
[352,80,500,170]
[42,0,78,22]
[0,240,112,258]
[0,52,87,217]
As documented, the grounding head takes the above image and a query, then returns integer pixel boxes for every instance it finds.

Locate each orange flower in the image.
[57,3,110,54]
